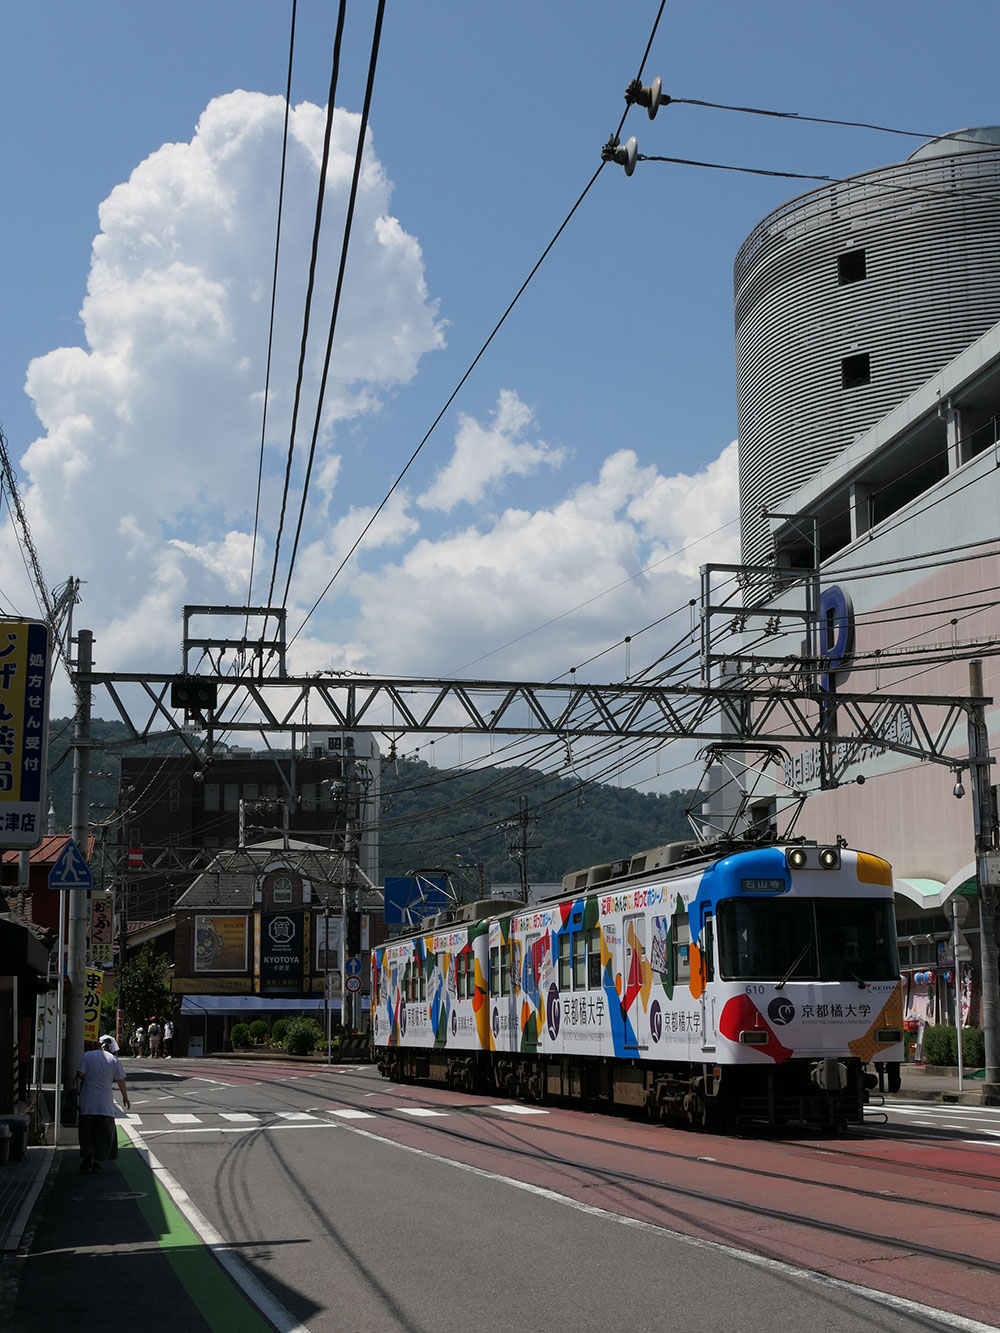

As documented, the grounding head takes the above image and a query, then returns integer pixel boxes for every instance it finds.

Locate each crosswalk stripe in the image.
[489,1105,549,1115]
[275,1111,318,1121]
[329,1109,376,1120]
[220,1113,260,1123]
[165,1113,201,1124]
[397,1108,448,1117]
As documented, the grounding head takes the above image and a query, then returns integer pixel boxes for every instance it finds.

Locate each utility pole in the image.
[968,660,1000,1093]
[65,629,93,1106]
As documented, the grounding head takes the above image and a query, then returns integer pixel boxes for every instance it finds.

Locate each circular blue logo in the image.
[546,983,561,1040]
[768,996,795,1026]
[649,999,662,1043]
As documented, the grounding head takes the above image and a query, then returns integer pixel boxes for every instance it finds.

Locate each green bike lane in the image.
[7,1124,304,1333]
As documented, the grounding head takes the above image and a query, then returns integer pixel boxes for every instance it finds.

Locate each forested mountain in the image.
[44,721,701,889]
[378,758,700,890]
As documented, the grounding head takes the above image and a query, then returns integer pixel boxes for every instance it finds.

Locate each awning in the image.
[180,996,329,1016]
[895,878,946,908]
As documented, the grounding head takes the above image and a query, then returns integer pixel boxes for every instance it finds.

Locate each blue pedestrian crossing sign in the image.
[345,956,362,977]
[48,838,93,891]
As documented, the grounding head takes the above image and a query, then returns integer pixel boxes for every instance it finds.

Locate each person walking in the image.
[130,1024,145,1058]
[163,1018,174,1058]
[75,1035,130,1173]
[147,1016,162,1058]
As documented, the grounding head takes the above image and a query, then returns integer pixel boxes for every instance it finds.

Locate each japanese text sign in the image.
[0,620,50,849]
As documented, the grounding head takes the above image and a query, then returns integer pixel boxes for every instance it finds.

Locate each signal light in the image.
[170,677,218,714]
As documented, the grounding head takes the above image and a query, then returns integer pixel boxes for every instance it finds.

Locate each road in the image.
[120,1058,1000,1333]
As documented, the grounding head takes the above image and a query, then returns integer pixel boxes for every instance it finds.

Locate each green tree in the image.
[117,943,172,1033]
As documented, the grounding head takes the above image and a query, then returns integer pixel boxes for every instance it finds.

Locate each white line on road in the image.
[121,1121,311,1333]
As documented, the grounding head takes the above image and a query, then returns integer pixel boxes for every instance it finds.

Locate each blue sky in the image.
[1,1,997,787]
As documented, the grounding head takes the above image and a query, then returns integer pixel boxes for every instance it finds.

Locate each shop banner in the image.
[90,891,113,966]
[83,967,102,1043]
[260,912,303,992]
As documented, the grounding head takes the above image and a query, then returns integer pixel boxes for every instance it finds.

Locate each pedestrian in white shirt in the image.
[75,1035,130,1172]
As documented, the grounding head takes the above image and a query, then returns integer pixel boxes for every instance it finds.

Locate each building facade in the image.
[170,839,385,1056]
[729,129,1000,1038]
[118,733,380,921]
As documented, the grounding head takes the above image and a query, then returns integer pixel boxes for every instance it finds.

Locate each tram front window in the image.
[718,898,815,980]
[718,897,898,982]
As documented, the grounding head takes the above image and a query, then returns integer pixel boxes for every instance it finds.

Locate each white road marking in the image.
[489,1105,549,1116]
[165,1113,201,1124]
[275,1111,318,1121]
[397,1107,449,1117]
[328,1109,377,1120]
[220,1113,260,1123]
[121,1122,309,1332]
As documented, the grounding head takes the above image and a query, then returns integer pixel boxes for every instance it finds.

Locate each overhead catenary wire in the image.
[279,0,387,612]
[264,0,349,620]
[245,0,299,637]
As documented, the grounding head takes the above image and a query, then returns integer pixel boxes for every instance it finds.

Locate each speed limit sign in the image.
[346,975,361,994]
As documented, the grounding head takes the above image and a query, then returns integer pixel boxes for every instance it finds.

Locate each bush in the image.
[271,1018,289,1046]
[249,1019,270,1045]
[920,1024,985,1067]
[285,1017,318,1056]
[230,1022,254,1050]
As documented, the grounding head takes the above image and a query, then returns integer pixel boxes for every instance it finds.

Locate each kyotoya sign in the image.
[0,620,50,849]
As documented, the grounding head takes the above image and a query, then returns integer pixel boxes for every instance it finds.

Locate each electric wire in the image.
[279,0,387,611]
[265,0,349,618]
[286,160,608,651]
[245,0,298,636]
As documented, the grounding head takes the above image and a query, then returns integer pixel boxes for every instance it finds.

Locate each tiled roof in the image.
[1,833,96,866]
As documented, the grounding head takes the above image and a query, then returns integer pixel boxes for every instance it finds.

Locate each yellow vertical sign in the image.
[83,968,103,1043]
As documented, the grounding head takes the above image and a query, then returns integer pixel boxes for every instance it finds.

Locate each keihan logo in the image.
[768,996,795,1026]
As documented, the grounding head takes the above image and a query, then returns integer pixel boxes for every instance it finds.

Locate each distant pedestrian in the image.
[130,1025,144,1058]
[75,1035,129,1172]
[163,1018,174,1058]
[147,1017,162,1058]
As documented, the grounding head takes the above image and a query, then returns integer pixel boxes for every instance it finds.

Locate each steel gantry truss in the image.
[80,668,977,770]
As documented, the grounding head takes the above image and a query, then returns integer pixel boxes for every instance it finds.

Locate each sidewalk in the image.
[886,1063,995,1105]
[0,1129,273,1331]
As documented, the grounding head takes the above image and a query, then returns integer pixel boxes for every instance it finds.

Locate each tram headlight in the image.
[818,848,840,869]
[786,848,808,870]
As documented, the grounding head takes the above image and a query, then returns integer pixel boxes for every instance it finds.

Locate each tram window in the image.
[573,930,587,989]
[702,917,715,982]
[558,932,572,989]
[490,946,500,997]
[717,898,815,980]
[816,898,898,980]
[419,956,426,1002]
[587,927,602,988]
[500,943,511,996]
[673,912,691,983]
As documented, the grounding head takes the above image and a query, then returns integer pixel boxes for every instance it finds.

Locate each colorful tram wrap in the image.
[371,842,904,1130]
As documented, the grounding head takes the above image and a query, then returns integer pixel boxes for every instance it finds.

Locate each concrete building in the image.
[729,129,1000,1038]
[118,733,380,922]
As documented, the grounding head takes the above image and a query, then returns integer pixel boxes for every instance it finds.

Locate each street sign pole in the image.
[66,630,93,1102]
[952,895,965,1093]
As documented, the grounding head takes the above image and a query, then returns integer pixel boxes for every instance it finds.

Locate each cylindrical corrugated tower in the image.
[734,127,1000,568]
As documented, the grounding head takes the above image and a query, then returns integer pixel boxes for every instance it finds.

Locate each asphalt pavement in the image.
[0,1061,990,1330]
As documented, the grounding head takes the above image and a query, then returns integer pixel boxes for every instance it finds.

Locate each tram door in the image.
[623,914,647,1050]
[700,914,716,1052]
